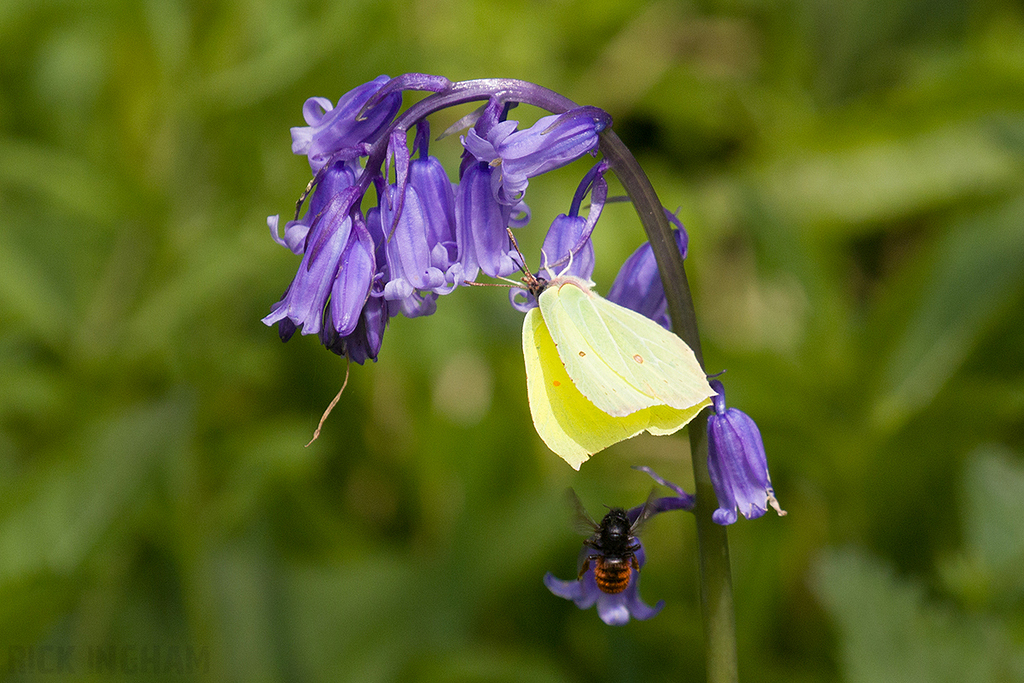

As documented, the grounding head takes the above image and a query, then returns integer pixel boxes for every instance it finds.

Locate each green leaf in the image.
[873,196,1024,431]
[0,394,192,582]
[812,547,1022,683]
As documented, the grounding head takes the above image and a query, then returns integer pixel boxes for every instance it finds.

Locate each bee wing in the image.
[628,487,660,536]
[566,488,600,536]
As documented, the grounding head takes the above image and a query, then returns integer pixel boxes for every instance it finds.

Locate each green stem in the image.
[599,129,738,683]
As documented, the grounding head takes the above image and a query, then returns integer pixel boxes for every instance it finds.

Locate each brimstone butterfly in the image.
[522,275,715,469]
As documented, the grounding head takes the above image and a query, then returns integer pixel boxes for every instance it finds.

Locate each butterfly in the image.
[521,274,714,469]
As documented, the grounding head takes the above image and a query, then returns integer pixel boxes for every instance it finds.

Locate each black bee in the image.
[568,488,656,594]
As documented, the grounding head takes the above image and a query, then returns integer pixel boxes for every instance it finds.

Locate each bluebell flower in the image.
[291,75,402,171]
[706,379,785,525]
[545,467,695,625]
[606,220,688,331]
[537,161,608,281]
[321,294,389,364]
[262,166,367,337]
[455,160,523,280]
[362,204,437,323]
[381,124,462,299]
[544,541,664,626]
[267,159,361,255]
[462,106,611,205]
[509,162,608,312]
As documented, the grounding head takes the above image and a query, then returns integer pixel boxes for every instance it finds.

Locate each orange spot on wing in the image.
[633,354,644,364]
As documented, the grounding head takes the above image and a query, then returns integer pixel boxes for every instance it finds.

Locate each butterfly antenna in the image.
[463,280,517,289]
[505,228,537,286]
[305,356,351,447]
[537,248,547,279]
[505,229,532,280]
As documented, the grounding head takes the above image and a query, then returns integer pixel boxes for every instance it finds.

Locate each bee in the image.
[568,488,656,594]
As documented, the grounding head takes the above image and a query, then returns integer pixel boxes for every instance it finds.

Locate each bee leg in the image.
[631,555,640,574]
[577,557,591,580]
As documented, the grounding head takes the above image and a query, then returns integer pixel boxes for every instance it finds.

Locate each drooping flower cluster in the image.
[265,75,788,629]
[263,74,612,363]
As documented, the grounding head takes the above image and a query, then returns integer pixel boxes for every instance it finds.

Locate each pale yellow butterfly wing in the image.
[537,287,659,417]
[523,307,710,469]
[538,279,713,416]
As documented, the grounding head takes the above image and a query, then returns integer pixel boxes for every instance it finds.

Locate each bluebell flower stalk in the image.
[598,126,740,682]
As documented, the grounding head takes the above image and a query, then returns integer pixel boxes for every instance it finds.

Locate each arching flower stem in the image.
[598,128,737,683]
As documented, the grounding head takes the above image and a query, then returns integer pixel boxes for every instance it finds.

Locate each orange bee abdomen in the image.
[594,557,633,594]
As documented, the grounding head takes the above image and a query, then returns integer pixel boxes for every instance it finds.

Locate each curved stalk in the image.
[599,129,738,683]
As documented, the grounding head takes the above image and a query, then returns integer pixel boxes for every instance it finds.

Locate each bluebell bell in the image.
[291,75,401,171]
[267,159,361,255]
[706,379,785,525]
[320,294,389,364]
[263,164,366,337]
[544,467,694,625]
[381,184,447,297]
[455,160,523,280]
[537,161,608,281]
[462,106,611,205]
[544,541,664,626]
[509,162,608,312]
[406,129,462,293]
[381,124,463,297]
[606,221,688,331]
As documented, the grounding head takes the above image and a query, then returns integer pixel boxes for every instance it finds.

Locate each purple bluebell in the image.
[262,169,366,337]
[321,294,389,364]
[462,106,611,205]
[509,162,608,312]
[314,209,391,364]
[455,160,523,280]
[606,221,688,330]
[381,124,462,299]
[537,161,608,281]
[366,202,438,321]
[706,379,785,525]
[291,75,402,171]
[267,159,361,255]
[545,467,695,625]
[544,541,664,626]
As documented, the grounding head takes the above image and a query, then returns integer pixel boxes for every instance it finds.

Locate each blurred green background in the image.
[2,0,1023,681]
